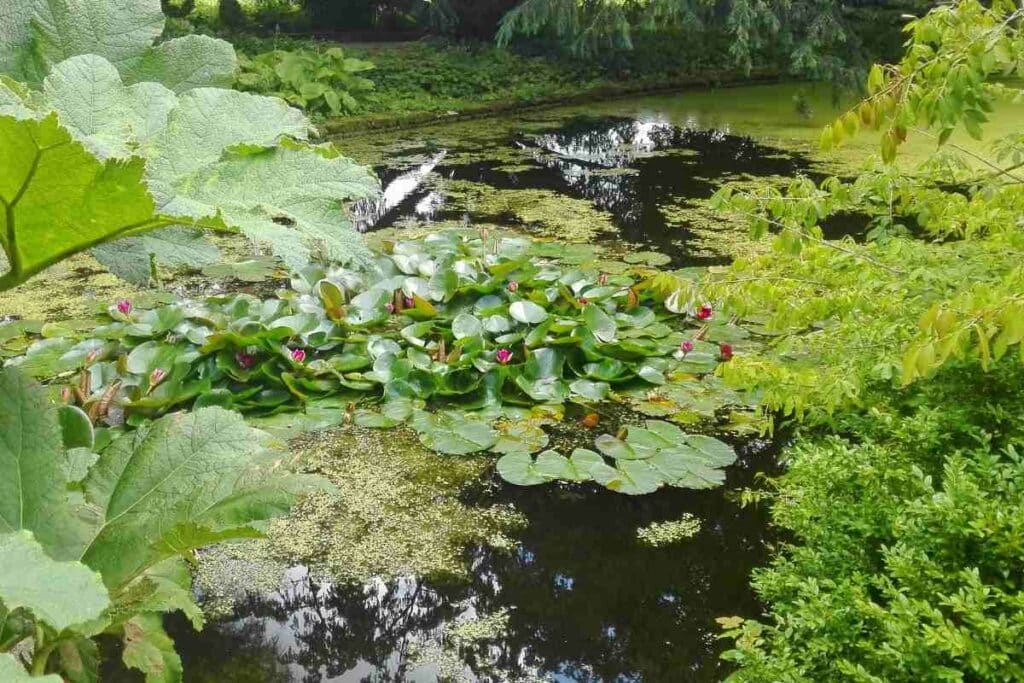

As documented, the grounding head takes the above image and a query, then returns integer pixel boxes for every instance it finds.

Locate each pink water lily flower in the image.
[116,299,132,316]
[404,296,415,309]
[385,302,395,314]
[495,348,513,364]
[680,340,694,354]
[507,280,519,293]
[149,368,167,386]
[236,352,256,369]
[719,343,734,361]
[697,304,713,320]
[290,348,307,363]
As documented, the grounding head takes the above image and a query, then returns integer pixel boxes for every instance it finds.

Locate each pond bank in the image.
[322,70,782,135]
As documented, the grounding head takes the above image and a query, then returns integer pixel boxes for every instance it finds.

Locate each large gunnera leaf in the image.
[0,530,110,632]
[77,407,325,589]
[0,114,157,290]
[41,56,379,271]
[0,653,61,682]
[0,0,236,92]
[0,366,92,552]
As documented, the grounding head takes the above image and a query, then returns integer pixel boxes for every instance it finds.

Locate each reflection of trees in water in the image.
[172,438,779,682]
[523,117,807,251]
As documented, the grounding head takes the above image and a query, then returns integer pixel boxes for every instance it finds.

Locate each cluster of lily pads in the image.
[6,232,756,493]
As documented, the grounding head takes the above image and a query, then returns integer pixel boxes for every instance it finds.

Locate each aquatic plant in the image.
[6,231,751,493]
[0,367,326,680]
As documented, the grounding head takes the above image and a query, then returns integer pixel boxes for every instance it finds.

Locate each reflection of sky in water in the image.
[169,436,779,682]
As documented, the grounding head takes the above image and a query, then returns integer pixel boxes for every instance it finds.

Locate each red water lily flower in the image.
[578,297,590,306]
[697,304,713,320]
[680,340,694,354]
[719,343,733,361]
[496,348,513,364]
[236,352,256,369]
[116,299,132,316]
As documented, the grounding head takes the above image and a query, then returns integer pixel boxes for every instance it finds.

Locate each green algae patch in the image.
[200,425,525,591]
[0,254,141,322]
[442,180,618,242]
[637,513,702,546]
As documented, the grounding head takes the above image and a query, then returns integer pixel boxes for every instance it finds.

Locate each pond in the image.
[94,82,855,682]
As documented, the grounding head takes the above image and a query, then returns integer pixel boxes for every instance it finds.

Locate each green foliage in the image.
[0,366,324,680]
[722,364,1024,681]
[6,232,756,492]
[497,0,920,84]
[0,0,378,288]
[496,419,736,494]
[237,47,375,118]
[705,2,1024,679]
[0,114,160,290]
[0,0,236,93]
[707,0,1024,417]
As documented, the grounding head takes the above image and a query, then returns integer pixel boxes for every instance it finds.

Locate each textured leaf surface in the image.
[0,114,156,289]
[0,368,83,554]
[38,56,377,272]
[92,227,220,284]
[0,653,61,682]
[79,407,317,588]
[122,613,182,683]
[0,530,110,632]
[1,0,235,92]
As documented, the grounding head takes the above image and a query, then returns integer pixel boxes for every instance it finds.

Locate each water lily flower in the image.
[578,297,590,306]
[290,348,307,363]
[507,280,519,293]
[496,348,513,364]
[236,352,256,369]
[60,386,72,403]
[598,273,609,286]
[404,296,415,309]
[719,343,734,361]
[116,299,132,316]
[385,302,395,314]
[680,340,694,354]
[85,349,100,366]
[149,368,167,386]
[697,304,713,320]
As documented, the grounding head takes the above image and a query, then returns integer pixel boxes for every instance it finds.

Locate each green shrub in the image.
[236,46,375,116]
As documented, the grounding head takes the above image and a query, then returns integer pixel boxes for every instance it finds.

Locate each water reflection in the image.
[166,439,779,682]
[362,116,812,266]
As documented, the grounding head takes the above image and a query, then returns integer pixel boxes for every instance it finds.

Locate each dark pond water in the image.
[101,90,818,682]
[354,113,831,267]
[160,437,780,683]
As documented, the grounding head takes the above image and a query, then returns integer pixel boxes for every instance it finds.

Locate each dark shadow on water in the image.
[93,436,784,683]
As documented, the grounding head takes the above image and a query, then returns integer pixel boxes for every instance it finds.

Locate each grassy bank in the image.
[224,33,771,132]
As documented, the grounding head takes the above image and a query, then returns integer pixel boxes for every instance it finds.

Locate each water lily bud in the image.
[495,348,513,364]
[598,273,609,286]
[60,386,72,403]
[85,349,100,366]
[290,348,307,363]
[236,352,256,369]
[385,302,395,314]
[404,296,415,309]
[719,343,733,361]
[680,340,694,354]
[578,297,590,306]
[149,368,167,386]
[507,280,519,293]
[116,299,132,316]
[697,304,713,320]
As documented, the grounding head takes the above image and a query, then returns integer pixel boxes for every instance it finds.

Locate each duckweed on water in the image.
[637,513,703,546]
[273,426,523,583]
